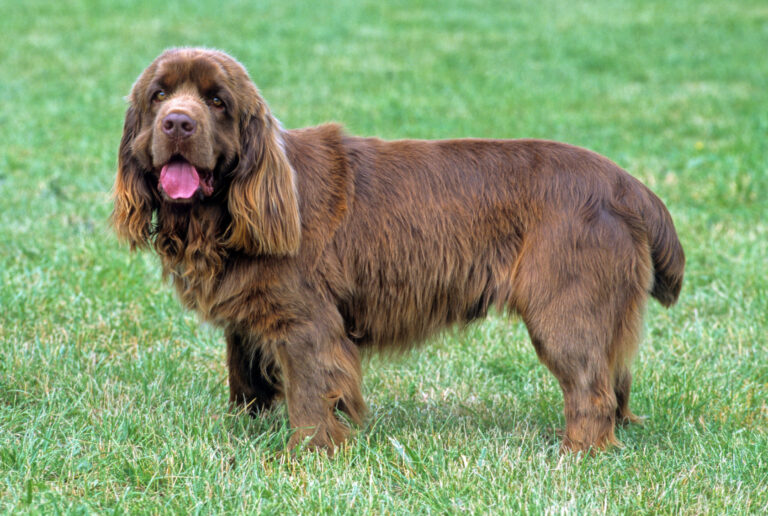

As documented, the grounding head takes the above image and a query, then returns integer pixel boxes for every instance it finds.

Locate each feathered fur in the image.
[112,48,684,454]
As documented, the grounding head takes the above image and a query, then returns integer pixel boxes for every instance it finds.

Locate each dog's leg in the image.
[519,302,620,452]
[561,369,619,453]
[528,323,620,454]
[514,216,654,453]
[226,329,281,414]
[614,365,643,425]
[611,299,647,426]
[274,327,365,455]
[609,238,651,426]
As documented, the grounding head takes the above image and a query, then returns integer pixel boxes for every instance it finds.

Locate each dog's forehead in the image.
[130,49,259,112]
[154,52,230,92]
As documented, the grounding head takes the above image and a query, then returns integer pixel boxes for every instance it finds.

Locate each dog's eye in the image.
[153,90,167,102]
[210,97,225,109]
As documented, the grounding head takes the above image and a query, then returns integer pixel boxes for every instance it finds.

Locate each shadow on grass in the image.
[364,398,562,448]
[227,395,563,455]
[223,395,666,459]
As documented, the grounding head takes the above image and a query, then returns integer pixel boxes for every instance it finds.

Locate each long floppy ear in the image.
[111,105,155,250]
[225,106,301,256]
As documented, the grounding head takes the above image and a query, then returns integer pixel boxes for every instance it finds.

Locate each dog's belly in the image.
[339,233,521,350]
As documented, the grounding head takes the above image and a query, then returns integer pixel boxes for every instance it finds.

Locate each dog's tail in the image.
[644,190,684,306]
[634,187,685,307]
[611,179,685,307]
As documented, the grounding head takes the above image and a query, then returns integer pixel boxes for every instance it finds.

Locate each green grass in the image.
[1,0,767,513]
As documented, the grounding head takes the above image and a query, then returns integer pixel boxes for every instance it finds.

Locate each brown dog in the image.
[112,48,684,454]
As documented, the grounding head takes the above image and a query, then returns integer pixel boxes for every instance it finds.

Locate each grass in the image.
[1,0,766,513]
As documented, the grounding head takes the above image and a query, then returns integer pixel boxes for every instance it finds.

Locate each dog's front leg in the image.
[273,321,365,455]
[225,328,281,414]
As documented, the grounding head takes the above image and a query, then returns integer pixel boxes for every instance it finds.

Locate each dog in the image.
[112,48,684,454]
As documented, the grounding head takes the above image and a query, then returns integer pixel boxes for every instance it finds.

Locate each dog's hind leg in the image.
[524,308,620,453]
[611,286,649,426]
[614,364,643,425]
[514,213,651,453]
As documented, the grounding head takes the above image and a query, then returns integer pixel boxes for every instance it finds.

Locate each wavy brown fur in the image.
[112,48,685,454]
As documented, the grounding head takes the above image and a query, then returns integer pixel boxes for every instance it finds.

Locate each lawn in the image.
[1,0,766,513]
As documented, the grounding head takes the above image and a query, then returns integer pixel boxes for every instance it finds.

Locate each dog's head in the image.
[112,48,300,255]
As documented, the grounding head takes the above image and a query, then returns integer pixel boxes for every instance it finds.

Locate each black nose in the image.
[162,113,197,139]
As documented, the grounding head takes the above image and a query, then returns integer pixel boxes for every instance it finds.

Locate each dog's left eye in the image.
[209,97,225,109]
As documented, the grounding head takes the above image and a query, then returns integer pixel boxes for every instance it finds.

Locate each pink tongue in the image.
[160,161,200,199]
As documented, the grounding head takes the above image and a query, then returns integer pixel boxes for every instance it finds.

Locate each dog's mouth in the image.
[159,156,214,200]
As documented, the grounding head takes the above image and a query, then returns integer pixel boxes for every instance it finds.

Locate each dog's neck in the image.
[153,202,229,312]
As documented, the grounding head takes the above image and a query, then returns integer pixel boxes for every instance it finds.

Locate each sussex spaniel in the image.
[112,48,684,454]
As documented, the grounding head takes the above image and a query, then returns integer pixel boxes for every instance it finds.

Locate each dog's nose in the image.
[162,113,197,139]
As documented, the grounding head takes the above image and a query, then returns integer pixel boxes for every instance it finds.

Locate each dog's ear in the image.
[226,104,301,256]
[111,105,155,250]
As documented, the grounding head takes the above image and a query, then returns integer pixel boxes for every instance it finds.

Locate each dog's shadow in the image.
[223,396,561,456]
[362,397,563,450]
